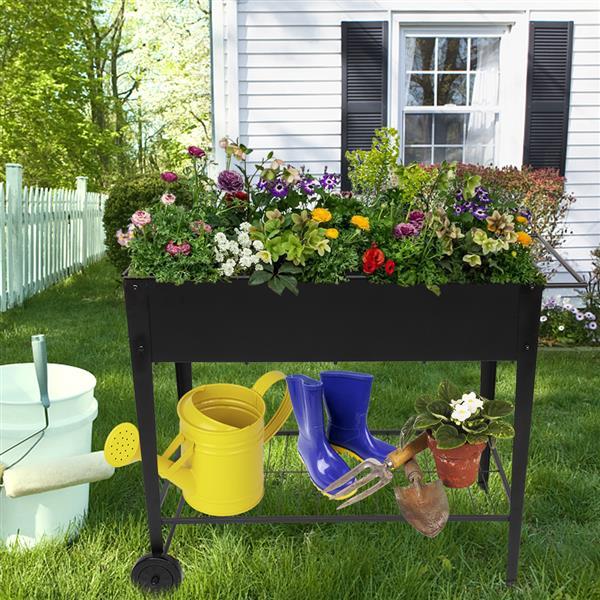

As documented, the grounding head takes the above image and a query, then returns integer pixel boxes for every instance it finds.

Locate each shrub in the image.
[103,174,193,273]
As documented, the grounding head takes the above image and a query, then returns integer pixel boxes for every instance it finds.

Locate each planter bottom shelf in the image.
[159,430,512,549]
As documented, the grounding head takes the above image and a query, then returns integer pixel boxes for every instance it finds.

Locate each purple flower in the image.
[319,168,340,191]
[161,171,178,183]
[472,208,489,221]
[115,228,133,247]
[217,169,244,193]
[299,177,318,195]
[393,222,417,238]
[256,179,270,192]
[518,207,532,222]
[475,186,491,203]
[408,210,425,225]
[453,204,465,216]
[187,146,206,158]
[271,178,289,198]
[455,191,464,203]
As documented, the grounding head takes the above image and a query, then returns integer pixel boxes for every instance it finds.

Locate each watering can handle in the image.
[252,371,293,443]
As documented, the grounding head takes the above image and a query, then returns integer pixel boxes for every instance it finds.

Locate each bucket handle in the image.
[252,371,292,443]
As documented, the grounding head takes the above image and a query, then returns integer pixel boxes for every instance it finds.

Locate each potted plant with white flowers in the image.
[403,381,515,488]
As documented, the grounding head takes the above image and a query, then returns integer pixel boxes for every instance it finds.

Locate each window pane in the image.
[405,37,435,71]
[434,114,465,145]
[437,37,468,70]
[465,112,497,146]
[471,38,500,71]
[405,147,432,164]
[406,74,435,106]
[437,74,467,105]
[465,145,495,165]
[405,114,432,145]
[434,146,463,163]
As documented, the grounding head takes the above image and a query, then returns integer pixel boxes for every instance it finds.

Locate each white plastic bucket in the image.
[0,363,97,547]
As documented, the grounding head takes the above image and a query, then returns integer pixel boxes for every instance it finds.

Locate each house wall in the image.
[212,0,600,283]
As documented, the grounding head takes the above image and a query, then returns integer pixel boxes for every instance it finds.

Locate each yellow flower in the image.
[516,215,528,224]
[511,250,517,257]
[516,231,533,247]
[463,254,482,267]
[311,207,332,223]
[350,215,370,231]
[325,228,339,239]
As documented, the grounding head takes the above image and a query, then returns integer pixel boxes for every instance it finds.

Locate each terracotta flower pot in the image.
[427,432,487,488]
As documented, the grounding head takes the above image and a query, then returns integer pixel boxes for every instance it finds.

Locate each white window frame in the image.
[388,12,529,168]
[400,28,503,165]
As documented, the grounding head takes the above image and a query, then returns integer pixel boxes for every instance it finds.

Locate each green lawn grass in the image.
[1,259,599,600]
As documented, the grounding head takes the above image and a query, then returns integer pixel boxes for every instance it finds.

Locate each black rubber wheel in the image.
[131,553,183,593]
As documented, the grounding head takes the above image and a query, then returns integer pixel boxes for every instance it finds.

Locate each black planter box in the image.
[122,275,542,589]
[124,277,542,364]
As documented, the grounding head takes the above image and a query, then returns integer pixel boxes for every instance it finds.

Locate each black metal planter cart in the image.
[123,276,542,592]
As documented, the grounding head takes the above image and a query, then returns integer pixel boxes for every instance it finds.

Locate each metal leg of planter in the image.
[506,287,540,585]
[175,363,193,399]
[478,361,497,491]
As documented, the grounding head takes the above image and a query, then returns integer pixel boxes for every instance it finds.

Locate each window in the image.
[401,34,501,165]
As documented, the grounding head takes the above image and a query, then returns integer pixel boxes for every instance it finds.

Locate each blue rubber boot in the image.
[320,371,396,463]
[286,375,355,499]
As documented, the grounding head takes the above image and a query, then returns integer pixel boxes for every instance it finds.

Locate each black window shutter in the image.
[523,22,573,175]
[341,21,388,190]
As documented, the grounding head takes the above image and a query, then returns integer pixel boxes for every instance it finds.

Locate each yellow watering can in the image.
[104,371,292,516]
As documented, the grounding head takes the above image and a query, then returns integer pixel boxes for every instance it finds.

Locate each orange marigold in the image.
[517,231,533,246]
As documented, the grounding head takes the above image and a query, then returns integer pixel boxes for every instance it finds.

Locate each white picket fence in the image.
[0,164,107,312]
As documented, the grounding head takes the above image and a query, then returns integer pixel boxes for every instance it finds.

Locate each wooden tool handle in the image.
[403,458,423,484]
[387,432,428,469]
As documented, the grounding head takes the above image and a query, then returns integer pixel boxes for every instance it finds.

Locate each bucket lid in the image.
[178,384,264,432]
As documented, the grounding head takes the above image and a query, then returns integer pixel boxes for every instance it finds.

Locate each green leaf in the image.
[437,381,460,403]
[466,433,489,445]
[279,275,299,296]
[426,283,441,296]
[415,395,432,413]
[426,400,451,419]
[461,418,488,434]
[433,424,467,450]
[483,400,514,419]
[486,421,515,439]
[248,270,273,286]
[268,276,286,295]
[278,263,302,275]
[413,413,442,430]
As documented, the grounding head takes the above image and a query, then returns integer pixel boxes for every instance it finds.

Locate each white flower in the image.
[464,398,484,414]
[239,222,252,232]
[451,405,471,423]
[257,250,272,264]
[222,264,234,277]
[237,232,251,248]
[239,256,253,269]
[450,399,461,408]
[255,264,264,271]
[227,240,240,254]
[540,315,548,322]
[214,232,227,245]
[461,392,478,403]
[570,307,579,314]
[576,313,585,321]
[558,325,565,331]
[563,302,572,311]
[241,247,253,257]
[588,321,597,330]
[214,251,224,263]
[252,240,264,251]
[584,312,596,320]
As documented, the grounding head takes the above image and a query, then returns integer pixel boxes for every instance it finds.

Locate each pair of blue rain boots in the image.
[286,371,395,498]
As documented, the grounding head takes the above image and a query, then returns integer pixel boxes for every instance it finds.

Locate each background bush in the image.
[103,174,193,273]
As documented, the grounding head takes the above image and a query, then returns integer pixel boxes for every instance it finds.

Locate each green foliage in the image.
[405,380,515,449]
[300,232,360,284]
[103,174,192,273]
[345,128,400,201]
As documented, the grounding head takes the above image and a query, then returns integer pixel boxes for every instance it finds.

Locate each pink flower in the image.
[161,171,178,183]
[115,228,133,247]
[191,220,212,235]
[131,210,152,228]
[187,146,206,158]
[165,240,191,256]
[161,193,176,205]
[203,223,212,233]
[393,222,417,238]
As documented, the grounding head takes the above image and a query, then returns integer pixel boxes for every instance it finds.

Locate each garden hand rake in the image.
[323,432,428,509]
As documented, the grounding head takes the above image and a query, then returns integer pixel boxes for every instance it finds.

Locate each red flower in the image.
[385,259,395,275]
[362,243,385,274]
[234,190,248,201]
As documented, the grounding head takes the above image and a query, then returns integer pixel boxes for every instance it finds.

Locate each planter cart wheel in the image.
[131,553,182,592]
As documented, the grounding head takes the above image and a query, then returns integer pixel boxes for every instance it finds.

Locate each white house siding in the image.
[213,0,600,283]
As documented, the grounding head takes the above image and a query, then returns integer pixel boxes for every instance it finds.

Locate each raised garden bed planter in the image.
[123,276,542,592]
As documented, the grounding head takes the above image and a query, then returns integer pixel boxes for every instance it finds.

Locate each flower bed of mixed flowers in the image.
[117,129,544,295]
[539,297,598,346]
